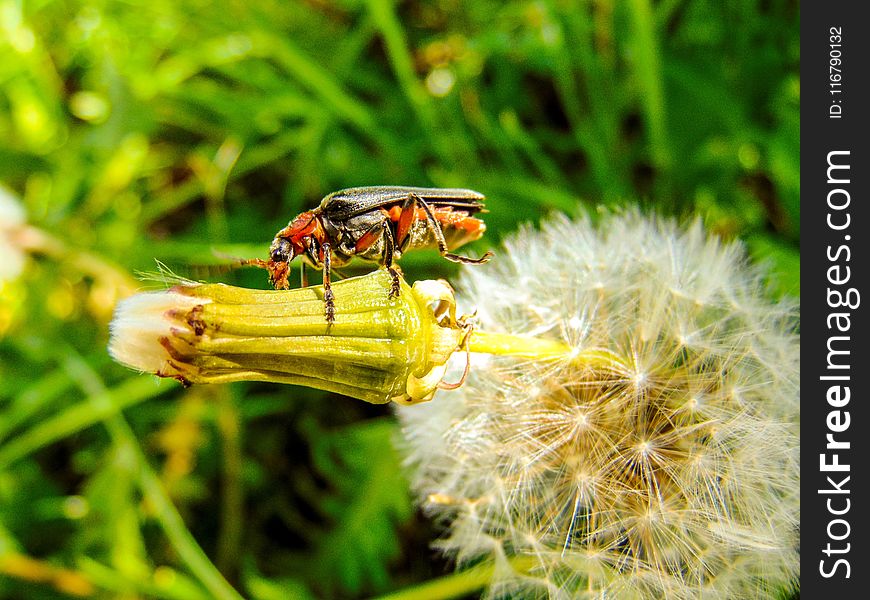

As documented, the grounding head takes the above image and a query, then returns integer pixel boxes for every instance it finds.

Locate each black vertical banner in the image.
[802,3,869,597]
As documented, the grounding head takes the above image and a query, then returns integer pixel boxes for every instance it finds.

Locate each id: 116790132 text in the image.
[829,26,843,119]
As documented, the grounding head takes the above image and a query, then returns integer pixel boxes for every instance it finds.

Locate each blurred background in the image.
[1,1,798,598]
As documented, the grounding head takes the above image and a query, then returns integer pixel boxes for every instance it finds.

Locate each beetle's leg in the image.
[352,216,400,297]
[437,314,475,390]
[321,242,335,325]
[380,220,401,299]
[353,214,387,253]
[304,236,322,287]
[394,194,418,253]
[300,261,308,288]
[411,193,494,264]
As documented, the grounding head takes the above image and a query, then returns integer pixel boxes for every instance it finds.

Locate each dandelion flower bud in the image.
[109,270,465,404]
[397,212,799,599]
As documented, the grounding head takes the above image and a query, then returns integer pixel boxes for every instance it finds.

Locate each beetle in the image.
[245,186,493,324]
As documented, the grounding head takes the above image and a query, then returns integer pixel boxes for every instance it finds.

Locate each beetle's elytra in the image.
[245,186,493,324]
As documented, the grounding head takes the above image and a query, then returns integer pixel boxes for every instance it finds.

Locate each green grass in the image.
[1,0,798,598]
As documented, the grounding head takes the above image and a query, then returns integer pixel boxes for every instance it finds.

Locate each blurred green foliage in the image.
[1,0,798,598]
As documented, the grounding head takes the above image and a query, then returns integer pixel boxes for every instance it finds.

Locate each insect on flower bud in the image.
[109,270,466,404]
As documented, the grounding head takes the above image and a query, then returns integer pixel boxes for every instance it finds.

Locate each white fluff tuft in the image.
[397,211,799,599]
[108,290,204,374]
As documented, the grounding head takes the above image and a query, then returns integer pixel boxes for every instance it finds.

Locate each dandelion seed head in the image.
[397,212,799,599]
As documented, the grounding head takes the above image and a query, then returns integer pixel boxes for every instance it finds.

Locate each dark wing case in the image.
[320,186,486,220]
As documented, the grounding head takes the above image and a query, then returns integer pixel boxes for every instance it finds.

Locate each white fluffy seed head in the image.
[397,212,799,599]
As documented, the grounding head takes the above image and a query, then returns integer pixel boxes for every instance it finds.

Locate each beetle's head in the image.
[266,212,321,288]
[269,236,295,265]
[274,211,320,259]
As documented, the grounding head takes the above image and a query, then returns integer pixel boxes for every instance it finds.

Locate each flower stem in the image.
[215,391,244,579]
[371,556,539,600]
[469,331,626,369]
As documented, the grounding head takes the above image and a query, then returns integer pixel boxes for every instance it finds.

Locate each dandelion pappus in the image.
[245,186,493,324]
